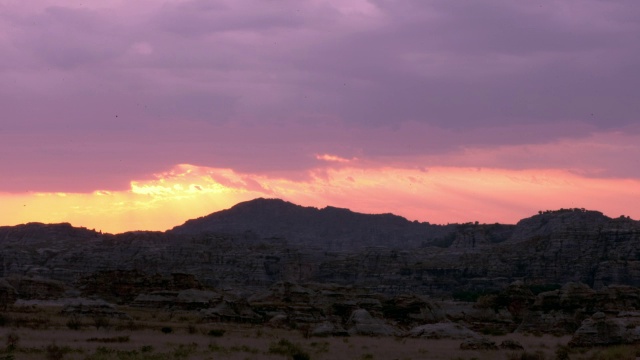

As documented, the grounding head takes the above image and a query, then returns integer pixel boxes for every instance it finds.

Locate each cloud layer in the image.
[1,0,639,228]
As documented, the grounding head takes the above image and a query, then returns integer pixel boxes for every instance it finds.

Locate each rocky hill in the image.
[170,198,457,250]
[1,199,640,297]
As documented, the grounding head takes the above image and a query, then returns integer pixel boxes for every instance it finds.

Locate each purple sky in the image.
[2,0,640,194]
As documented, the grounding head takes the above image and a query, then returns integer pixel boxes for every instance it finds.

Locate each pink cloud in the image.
[2,163,640,233]
[1,0,639,223]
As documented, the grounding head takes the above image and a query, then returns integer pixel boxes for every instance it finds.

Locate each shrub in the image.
[5,332,19,352]
[66,317,82,330]
[207,329,225,337]
[586,345,640,360]
[92,316,110,330]
[123,320,140,331]
[173,343,197,358]
[86,336,130,343]
[45,343,66,360]
[293,353,311,360]
[0,314,11,327]
[269,339,311,360]
[229,345,260,354]
[161,326,173,334]
[506,351,546,360]
[555,345,570,360]
[12,316,50,329]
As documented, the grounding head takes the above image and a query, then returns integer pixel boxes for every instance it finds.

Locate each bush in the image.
[555,345,570,360]
[506,351,546,360]
[66,317,82,330]
[5,332,19,352]
[161,326,173,334]
[92,316,110,330]
[269,339,310,360]
[207,329,225,337]
[293,353,310,360]
[173,343,198,358]
[86,336,130,343]
[45,343,66,360]
[586,345,640,360]
[0,314,11,327]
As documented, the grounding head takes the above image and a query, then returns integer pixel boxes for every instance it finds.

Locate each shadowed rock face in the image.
[1,200,640,298]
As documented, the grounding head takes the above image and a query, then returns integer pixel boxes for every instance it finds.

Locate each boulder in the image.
[460,338,498,350]
[267,313,289,327]
[499,339,524,350]
[409,322,480,339]
[347,309,400,336]
[201,298,262,323]
[568,312,640,347]
[382,294,445,324]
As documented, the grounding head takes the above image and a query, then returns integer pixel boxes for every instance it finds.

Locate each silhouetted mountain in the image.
[170,198,456,250]
[1,200,640,298]
[0,222,101,243]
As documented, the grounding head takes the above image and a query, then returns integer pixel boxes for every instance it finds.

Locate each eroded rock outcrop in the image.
[61,298,130,320]
[6,276,65,300]
[569,312,640,347]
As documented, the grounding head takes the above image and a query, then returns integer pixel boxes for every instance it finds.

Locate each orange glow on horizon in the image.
[1,164,639,233]
[316,154,356,163]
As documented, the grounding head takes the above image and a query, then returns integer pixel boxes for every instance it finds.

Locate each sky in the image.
[1,0,640,233]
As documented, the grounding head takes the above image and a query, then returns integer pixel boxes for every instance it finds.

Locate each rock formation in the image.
[2,199,640,344]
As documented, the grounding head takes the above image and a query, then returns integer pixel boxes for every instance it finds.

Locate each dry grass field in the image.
[0,305,638,360]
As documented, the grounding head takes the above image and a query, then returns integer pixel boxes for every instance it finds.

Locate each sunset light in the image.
[1,1,639,232]
[2,163,639,234]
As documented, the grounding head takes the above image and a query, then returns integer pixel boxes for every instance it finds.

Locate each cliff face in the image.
[1,201,640,297]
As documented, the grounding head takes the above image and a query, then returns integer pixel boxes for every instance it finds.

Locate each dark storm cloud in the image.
[1,0,639,192]
[289,0,640,127]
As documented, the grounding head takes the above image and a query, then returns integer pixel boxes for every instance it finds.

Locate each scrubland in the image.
[0,305,638,360]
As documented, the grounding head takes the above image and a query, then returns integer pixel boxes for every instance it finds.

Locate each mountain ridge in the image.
[169,198,451,250]
[1,198,640,297]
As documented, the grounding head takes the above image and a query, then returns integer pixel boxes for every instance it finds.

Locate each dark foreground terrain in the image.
[2,301,640,360]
